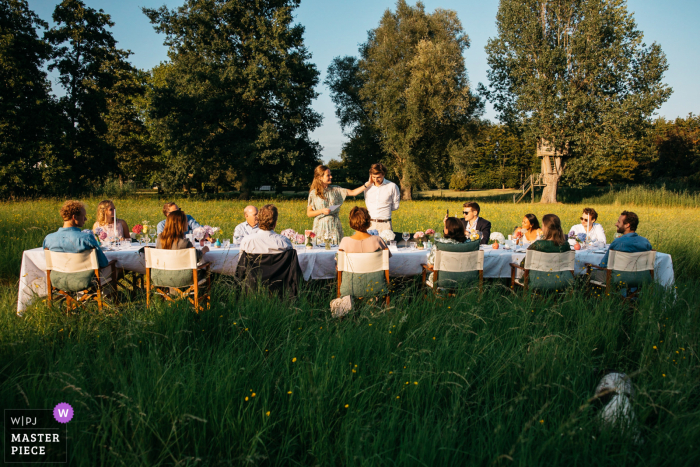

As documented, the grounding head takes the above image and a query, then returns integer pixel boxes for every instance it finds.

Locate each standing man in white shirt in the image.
[239,204,292,254]
[568,207,606,245]
[233,205,259,240]
[364,163,401,233]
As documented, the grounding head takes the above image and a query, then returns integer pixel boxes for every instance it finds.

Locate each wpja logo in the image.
[4,403,71,463]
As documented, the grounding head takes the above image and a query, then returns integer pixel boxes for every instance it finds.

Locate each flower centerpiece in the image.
[193,226,220,242]
[467,230,481,242]
[281,228,298,243]
[305,232,316,249]
[379,229,395,243]
[94,227,108,244]
[425,229,435,242]
[568,231,587,250]
[413,231,425,249]
[295,233,306,245]
[490,232,505,249]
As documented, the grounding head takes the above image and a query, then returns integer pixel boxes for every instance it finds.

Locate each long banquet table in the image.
[17,244,675,313]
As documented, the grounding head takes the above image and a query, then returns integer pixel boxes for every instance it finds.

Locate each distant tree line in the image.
[0,0,321,199]
[1,0,696,201]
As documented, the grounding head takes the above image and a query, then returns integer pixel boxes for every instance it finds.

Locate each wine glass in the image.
[149,232,156,244]
[402,232,410,248]
[222,239,230,248]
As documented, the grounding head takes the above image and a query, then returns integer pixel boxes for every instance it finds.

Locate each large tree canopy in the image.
[143,0,322,197]
[483,0,671,202]
[46,0,140,192]
[355,0,481,199]
[0,0,59,197]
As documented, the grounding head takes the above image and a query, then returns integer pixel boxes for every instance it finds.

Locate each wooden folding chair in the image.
[586,250,656,299]
[44,249,118,312]
[144,247,212,312]
[336,250,391,306]
[422,249,484,296]
[510,250,575,292]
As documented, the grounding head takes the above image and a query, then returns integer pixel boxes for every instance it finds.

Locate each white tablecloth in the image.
[17,244,675,313]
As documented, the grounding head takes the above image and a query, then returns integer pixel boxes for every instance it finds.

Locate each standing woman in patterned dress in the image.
[306,165,371,241]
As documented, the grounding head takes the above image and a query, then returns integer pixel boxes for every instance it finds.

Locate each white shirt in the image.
[240,230,292,254]
[569,222,606,244]
[365,179,400,220]
[234,221,259,239]
[466,216,480,232]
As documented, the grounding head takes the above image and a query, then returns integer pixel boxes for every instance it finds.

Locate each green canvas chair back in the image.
[436,240,480,253]
[608,250,655,288]
[44,249,98,292]
[145,247,200,288]
[433,249,483,288]
[524,250,575,291]
[337,250,390,298]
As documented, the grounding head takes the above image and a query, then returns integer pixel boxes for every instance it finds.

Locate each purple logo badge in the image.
[53,403,73,423]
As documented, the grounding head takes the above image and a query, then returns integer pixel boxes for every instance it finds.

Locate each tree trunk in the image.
[540,155,562,203]
[400,173,412,200]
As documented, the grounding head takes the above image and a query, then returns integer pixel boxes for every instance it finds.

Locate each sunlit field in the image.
[0,195,698,465]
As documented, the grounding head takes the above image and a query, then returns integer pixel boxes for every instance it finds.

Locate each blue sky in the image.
[29,0,700,162]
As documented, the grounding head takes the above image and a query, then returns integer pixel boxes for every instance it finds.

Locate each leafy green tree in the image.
[0,0,62,197]
[102,58,159,186]
[143,0,322,198]
[46,0,137,192]
[358,0,481,199]
[483,0,671,202]
[449,121,536,190]
[325,56,387,184]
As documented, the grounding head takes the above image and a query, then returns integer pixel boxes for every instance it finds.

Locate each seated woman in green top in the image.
[528,214,571,253]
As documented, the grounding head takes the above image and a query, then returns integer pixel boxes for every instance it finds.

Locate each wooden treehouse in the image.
[513,139,568,204]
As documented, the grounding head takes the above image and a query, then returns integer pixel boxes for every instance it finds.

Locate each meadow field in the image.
[0,195,699,465]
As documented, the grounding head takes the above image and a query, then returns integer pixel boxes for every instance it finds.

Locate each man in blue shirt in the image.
[43,200,109,268]
[156,202,204,235]
[600,210,652,269]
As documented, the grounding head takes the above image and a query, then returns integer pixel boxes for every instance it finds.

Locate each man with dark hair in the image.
[599,210,651,269]
[569,207,606,245]
[458,201,491,244]
[364,163,400,232]
[43,201,109,268]
[239,204,292,254]
[156,202,203,235]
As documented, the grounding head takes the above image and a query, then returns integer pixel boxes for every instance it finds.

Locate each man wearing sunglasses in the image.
[568,207,606,245]
[458,201,491,245]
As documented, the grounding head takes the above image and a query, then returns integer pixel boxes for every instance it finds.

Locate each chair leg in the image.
[145,268,151,308]
[193,269,199,313]
[46,271,53,308]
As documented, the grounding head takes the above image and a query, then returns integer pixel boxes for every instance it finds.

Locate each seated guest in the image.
[338,207,392,256]
[156,210,209,260]
[233,205,259,239]
[513,213,543,245]
[426,217,468,285]
[527,214,571,253]
[92,200,131,239]
[600,211,651,269]
[239,204,292,254]
[458,201,491,244]
[44,200,109,268]
[156,202,204,235]
[569,207,606,245]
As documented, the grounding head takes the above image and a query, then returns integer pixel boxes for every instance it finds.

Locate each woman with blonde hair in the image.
[92,200,131,239]
[306,165,371,241]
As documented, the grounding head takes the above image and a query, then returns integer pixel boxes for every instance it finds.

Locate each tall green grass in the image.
[1,281,698,465]
[580,186,700,208]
